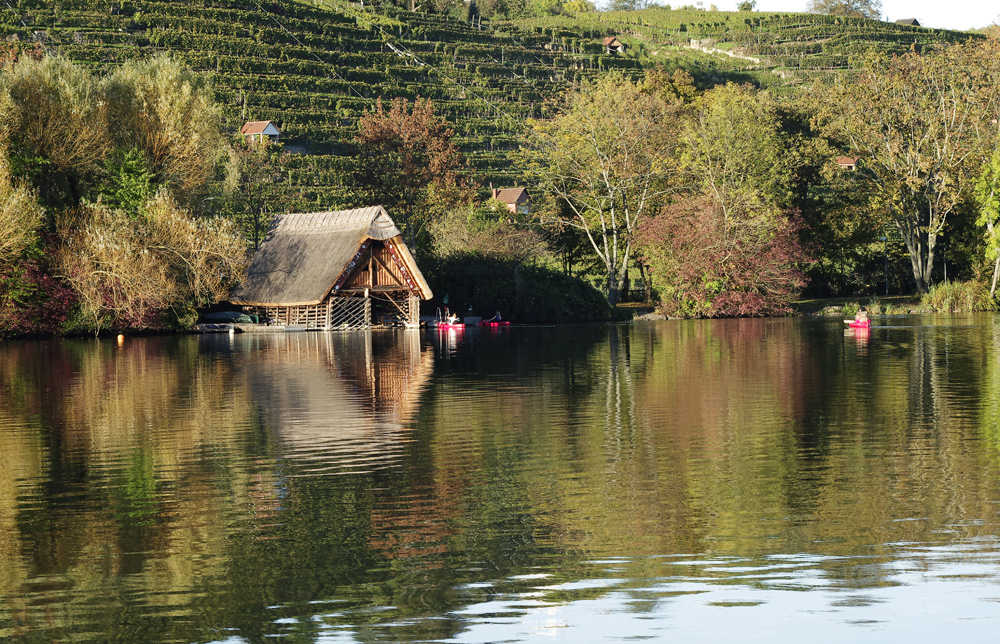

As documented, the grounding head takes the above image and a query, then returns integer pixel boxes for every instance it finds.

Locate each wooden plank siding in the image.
[342,241,409,292]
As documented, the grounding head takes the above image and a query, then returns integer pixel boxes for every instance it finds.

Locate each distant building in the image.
[836,156,859,171]
[602,36,627,54]
[895,18,920,26]
[241,120,280,143]
[491,187,531,214]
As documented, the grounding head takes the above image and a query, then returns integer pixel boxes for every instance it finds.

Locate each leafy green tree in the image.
[637,84,809,317]
[94,148,156,215]
[680,84,789,225]
[975,146,1000,297]
[528,71,680,305]
[222,139,288,250]
[807,0,880,19]
[737,0,756,11]
[817,42,1000,292]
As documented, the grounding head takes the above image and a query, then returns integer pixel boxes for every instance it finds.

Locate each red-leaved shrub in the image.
[637,196,810,317]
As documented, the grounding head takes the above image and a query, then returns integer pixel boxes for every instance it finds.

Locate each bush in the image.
[424,254,611,323]
[920,281,996,313]
[0,248,78,337]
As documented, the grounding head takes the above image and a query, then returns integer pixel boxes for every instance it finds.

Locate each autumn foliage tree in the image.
[56,192,247,332]
[0,55,245,334]
[355,97,472,250]
[637,84,809,317]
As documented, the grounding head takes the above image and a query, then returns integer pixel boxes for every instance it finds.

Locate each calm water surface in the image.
[3,317,1000,642]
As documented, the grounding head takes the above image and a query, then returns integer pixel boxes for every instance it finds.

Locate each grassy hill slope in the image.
[501,8,974,89]
[2,0,651,210]
[0,1,975,212]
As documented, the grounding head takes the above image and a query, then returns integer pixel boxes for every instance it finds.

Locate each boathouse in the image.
[230,206,432,328]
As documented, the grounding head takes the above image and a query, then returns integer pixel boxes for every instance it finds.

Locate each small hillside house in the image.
[895,18,920,26]
[836,156,859,171]
[602,36,627,54]
[241,120,281,143]
[230,206,432,329]
[492,187,531,214]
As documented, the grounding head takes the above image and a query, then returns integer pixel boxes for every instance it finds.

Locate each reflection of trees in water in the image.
[0,333,440,642]
[3,321,1000,641]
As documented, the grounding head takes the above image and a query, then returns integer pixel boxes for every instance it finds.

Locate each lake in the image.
[3,316,1000,642]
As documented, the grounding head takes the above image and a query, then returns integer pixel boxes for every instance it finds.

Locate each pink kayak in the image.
[848,319,870,329]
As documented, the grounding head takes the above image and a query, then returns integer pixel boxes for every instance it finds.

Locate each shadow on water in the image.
[2,316,1000,642]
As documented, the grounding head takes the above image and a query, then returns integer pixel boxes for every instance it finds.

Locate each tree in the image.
[56,191,247,332]
[105,55,222,204]
[975,146,1000,298]
[222,139,288,250]
[529,71,680,305]
[355,97,472,250]
[0,55,238,334]
[0,55,109,211]
[609,0,650,11]
[0,54,222,214]
[637,84,809,316]
[806,0,880,19]
[638,198,808,317]
[817,42,1000,292]
[737,0,755,11]
[0,155,43,265]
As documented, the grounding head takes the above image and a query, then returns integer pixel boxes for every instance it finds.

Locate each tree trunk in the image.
[900,220,934,293]
[991,255,1000,299]
[607,268,620,306]
[637,260,653,304]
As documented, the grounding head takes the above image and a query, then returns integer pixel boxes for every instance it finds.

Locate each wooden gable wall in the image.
[341,240,410,292]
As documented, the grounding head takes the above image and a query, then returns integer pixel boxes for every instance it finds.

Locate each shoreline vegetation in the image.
[1,2,1000,338]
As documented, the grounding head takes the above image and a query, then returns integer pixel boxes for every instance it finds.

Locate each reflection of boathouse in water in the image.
[239,331,432,472]
[231,206,433,329]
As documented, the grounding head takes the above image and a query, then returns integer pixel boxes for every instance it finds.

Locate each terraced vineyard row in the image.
[505,8,973,87]
[0,0,650,210]
[0,1,974,211]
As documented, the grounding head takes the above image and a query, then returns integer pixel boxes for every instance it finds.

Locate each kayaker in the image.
[846,309,870,328]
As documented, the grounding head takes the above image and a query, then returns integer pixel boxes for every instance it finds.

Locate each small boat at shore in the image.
[477,321,510,328]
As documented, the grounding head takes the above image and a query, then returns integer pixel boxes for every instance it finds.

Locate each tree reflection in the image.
[1,319,1000,642]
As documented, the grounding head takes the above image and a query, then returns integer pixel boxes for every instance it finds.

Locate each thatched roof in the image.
[231,206,432,306]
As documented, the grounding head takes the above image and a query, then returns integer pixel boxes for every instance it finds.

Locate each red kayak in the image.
[848,319,870,329]
[478,321,511,327]
[435,322,465,330]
